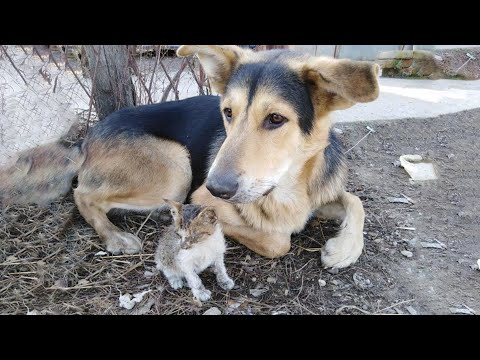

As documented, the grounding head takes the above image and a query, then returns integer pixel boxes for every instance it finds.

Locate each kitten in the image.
[154,199,235,301]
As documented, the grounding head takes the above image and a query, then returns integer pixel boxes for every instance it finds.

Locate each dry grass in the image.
[0,128,408,315]
[0,183,404,316]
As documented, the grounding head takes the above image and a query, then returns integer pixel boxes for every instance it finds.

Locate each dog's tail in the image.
[0,128,86,207]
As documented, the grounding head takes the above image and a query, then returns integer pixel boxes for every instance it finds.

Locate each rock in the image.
[266,276,277,284]
[327,268,339,275]
[401,250,413,258]
[388,197,410,204]
[203,307,222,315]
[353,272,373,289]
[406,306,418,315]
[318,279,326,287]
[144,271,154,278]
[421,241,446,250]
[249,286,269,297]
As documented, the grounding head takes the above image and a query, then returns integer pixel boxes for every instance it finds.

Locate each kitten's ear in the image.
[163,199,183,227]
[197,207,218,225]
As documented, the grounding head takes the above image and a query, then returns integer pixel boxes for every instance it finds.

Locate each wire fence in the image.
[0,45,214,165]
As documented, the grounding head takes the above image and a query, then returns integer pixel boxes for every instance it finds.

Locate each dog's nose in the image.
[206,173,239,200]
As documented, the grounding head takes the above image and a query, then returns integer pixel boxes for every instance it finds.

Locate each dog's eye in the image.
[223,108,233,122]
[264,113,288,130]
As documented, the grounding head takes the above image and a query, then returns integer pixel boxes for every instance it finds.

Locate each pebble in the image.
[318,279,327,287]
[203,307,221,315]
[401,250,413,258]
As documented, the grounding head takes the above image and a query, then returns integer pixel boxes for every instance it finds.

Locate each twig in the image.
[63,45,91,99]
[376,299,414,313]
[345,126,375,154]
[186,58,205,95]
[2,46,28,86]
[135,210,154,236]
[336,305,372,315]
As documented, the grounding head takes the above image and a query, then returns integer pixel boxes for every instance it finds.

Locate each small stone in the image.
[144,271,154,278]
[327,268,339,275]
[331,279,340,286]
[401,250,413,258]
[284,289,289,296]
[333,127,343,135]
[447,153,455,159]
[203,307,221,315]
[318,279,326,287]
[406,306,417,315]
[251,277,257,282]
[266,276,277,284]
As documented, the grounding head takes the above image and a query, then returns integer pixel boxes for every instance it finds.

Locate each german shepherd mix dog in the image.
[0,45,380,269]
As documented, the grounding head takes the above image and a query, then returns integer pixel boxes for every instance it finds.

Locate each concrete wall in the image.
[291,45,480,60]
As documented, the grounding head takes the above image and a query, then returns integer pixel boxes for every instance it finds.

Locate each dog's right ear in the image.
[163,199,183,228]
[176,45,246,94]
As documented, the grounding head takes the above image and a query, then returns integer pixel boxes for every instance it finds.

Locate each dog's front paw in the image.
[321,234,363,269]
[106,232,142,255]
[192,288,211,302]
[219,277,235,291]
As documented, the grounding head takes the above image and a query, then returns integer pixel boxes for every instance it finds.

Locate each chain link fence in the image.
[0,45,213,165]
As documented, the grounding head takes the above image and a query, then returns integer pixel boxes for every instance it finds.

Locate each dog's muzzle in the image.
[206,173,239,200]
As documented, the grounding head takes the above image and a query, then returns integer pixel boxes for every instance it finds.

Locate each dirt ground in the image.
[0,109,479,315]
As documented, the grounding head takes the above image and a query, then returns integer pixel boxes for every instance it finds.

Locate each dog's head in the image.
[177,45,380,203]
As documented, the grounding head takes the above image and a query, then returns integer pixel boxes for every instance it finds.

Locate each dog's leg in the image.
[74,190,142,254]
[212,256,234,290]
[192,185,291,258]
[316,191,365,269]
[74,136,192,254]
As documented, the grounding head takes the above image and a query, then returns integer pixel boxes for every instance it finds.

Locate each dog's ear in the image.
[176,45,247,94]
[302,57,381,111]
[163,199,183,228]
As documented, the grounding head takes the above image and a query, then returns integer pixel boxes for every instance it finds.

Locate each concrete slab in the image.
[331,78,480,123]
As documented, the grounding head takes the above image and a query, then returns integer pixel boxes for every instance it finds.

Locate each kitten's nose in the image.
[206,173,239,200]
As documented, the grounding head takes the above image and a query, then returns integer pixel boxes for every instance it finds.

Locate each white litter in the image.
[399,155,437,181]
[203,307,221,315]
[94,251,108,256]
[401,250,413,258]
[118,290,151,310]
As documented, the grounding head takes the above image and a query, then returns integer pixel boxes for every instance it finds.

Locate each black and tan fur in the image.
[0,45,380,269]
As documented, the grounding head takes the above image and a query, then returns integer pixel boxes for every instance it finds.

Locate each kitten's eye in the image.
[264,113,288,130]
[223,108,233,123]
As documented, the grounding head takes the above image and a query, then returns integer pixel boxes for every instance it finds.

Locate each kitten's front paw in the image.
[169,278,184,289]
[192,288,211,302]
[219,278,235,291]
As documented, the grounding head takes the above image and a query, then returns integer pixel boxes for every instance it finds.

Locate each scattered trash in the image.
[249,286,269,297]
[318,279,326,287]
[203,307,222,315]
[421,240,447,250]
[388,197,410,204]
[266,276,277,284]
[401,250,413,258]
[399,155,437,181]
[119,290,151,310]
[400,193,416,204]
[94,251,108,256]
[406,306,418,315]
[449,304,476,315]
[272,310,288,315]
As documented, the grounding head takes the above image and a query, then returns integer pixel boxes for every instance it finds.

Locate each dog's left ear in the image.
[302,57,381,111]
[176,45,247,94]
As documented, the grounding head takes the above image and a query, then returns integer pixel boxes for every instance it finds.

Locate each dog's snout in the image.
[206,173,239,200]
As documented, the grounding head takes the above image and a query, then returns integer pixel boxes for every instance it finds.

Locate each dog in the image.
[0,45,380,269]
